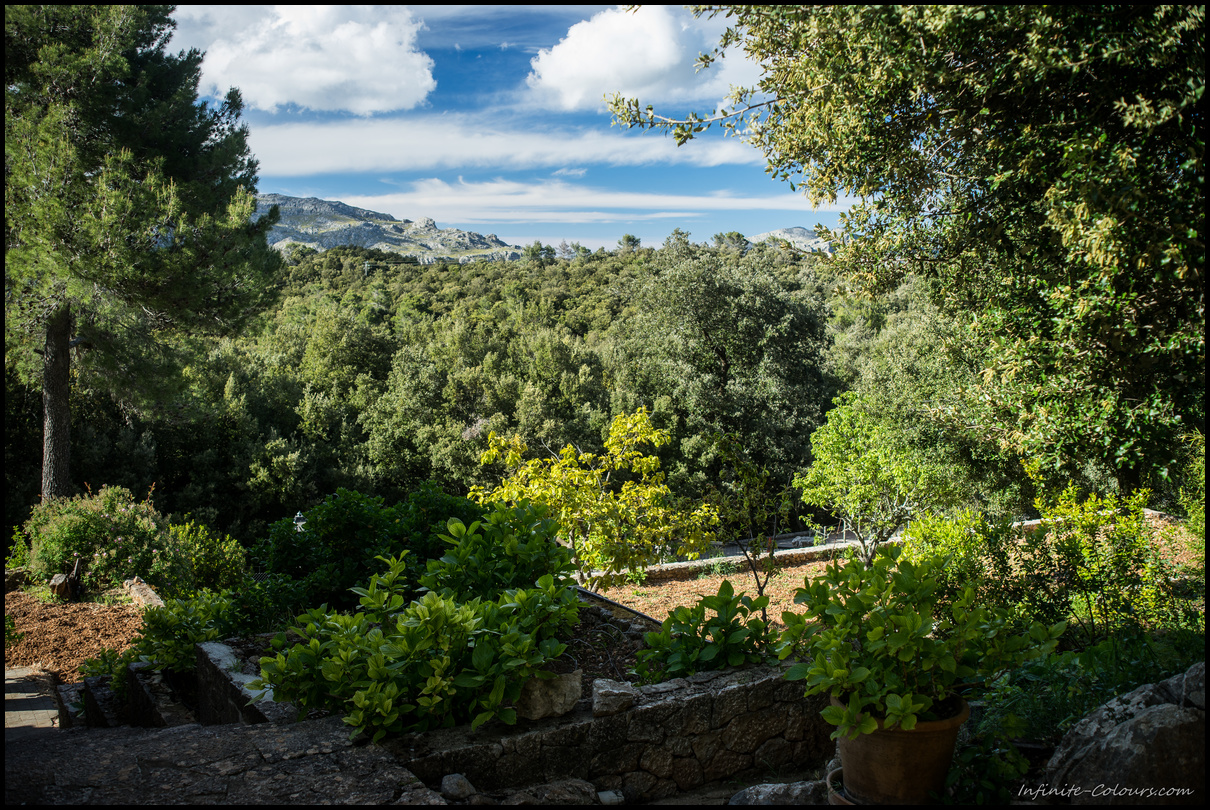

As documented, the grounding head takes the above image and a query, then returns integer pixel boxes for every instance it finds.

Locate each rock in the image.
[1046,661,1205,804]
[728,780,830,804]
[597,790,623,805]
[515,670,582,721]
[442,773,478,800]
[501,779,600,805]
[1172,661,1205,710]
[468,794,499,805]
[123,576,164,609]
[592,679,638,717]
[49,573,72,599]
[641,678,688,695]
[5,567,29,593]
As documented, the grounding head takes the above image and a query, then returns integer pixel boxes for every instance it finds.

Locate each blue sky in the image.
[171,5,852,250]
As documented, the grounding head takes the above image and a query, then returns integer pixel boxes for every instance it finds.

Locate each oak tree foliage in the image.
[612,5,1205,487]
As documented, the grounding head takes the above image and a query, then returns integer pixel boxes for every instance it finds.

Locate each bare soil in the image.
[4,590,143,683]
[601,560,833,631]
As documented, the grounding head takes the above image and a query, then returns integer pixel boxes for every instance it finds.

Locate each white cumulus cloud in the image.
[176,6,435,115]
[527,6,762,111]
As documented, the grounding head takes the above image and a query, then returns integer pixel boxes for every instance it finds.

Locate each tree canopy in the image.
[612,5,1205,488]
[5,5,281,498]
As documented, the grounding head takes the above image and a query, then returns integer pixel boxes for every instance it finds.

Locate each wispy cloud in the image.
[251,116,761,176]
[339,177,851,226]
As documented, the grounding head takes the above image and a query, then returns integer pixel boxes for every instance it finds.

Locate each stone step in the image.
[82,674,127,728]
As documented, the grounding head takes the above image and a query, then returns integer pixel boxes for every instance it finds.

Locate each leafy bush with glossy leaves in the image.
[133,590,239,673]
[81,588,244,698]
[419,501,575,601]
[779,547,1064,741]
[634,579,771,683]
[251,554,578,741]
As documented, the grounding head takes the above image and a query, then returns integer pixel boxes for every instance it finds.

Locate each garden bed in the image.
[601,559,836,631]
[3,590,142,682]
[4,562,831,689]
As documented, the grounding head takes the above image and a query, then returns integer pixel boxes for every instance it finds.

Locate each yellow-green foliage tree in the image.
[472,408,717,589]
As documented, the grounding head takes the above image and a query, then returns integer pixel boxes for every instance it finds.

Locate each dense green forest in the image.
[9,232,1193,550]
[7,4,1202,562]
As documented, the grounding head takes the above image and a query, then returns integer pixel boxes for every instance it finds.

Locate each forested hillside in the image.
[11,227,1157,549]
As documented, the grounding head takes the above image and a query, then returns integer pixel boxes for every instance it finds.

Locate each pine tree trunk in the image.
[41,305,72,501]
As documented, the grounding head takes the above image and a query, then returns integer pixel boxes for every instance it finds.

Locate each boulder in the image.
[515,670,582,720]
[5,567,29,593]
[123,576,164,609]
[1046,661,1205,804]
[592,679,639,717]
[441,773,477,800]
[500,778,601,805]
[728,780,829,804]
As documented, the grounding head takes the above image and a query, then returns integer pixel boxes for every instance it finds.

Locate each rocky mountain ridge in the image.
[255,194,522,264]
[748,226,833,253]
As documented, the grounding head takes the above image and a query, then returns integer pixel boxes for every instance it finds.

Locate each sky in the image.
[170,5,853,251]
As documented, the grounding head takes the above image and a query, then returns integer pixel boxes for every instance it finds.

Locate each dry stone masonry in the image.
[380,666,832,803]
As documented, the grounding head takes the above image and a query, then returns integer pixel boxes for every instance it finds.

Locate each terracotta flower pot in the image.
[826,768,854,805]
[833,696,970,805]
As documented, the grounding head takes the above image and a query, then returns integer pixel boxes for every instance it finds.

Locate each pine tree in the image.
[5,5,282,499]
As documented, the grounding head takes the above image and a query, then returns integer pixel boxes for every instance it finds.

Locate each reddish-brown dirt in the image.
[3,563,823,687]
[601,560,833,631]
[4,590,143,683]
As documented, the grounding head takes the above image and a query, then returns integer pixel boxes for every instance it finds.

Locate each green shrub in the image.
[944,728,1030,805]
[394,481,485,564]
[1179,431,1205,548]
[5,614,24,648]
[228,573,310,635]
[635,579,771,683]
[134,590,240,673]
[901,510,1020,615]
[974,627,1206,747]
[903,486,1199,646]
[6,533,30,568]
[80,589,245,698]
[170,520,248,592]
[779,547,1062,741]
[419,501,575,601]
[18,486,191,597]
[252,561,579,741]
[253,488,399,608]
[252,484,481,610]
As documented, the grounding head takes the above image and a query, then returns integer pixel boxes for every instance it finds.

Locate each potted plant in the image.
[779,546,1064,805]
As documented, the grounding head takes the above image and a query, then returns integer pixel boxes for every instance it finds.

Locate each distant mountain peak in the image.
[748,227,833,253]
[256,194,522,264]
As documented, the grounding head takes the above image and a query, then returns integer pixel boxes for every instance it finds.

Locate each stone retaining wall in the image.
[195,641,296,725]
[194,640,831,803]
[384,667,832,803]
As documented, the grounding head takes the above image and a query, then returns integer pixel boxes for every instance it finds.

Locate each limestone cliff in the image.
[748,227,833,254]
[255,194,522,264]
